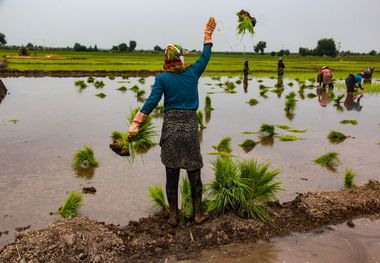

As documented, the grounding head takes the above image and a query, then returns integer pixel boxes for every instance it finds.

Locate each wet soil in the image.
[1,181,380,263]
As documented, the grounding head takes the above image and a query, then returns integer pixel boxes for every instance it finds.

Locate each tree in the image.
[278,49,290,56]
[299,47,313,56]
[270,51,276,56]
[118,43,128,52]
[0,33,6,45]
[93,44,98,52]
[368,50,377,56]
[111,45,119,52]
[129,40,137,52]
[154,45,163,52]
[254,41,267,55]
[26,43,34,49]
[73,43,87,51]
[314,38,337,57]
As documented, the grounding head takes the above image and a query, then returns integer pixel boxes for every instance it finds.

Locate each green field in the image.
[1,49,379,81]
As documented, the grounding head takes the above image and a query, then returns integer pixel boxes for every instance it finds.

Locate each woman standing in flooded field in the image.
[128,17,216,226]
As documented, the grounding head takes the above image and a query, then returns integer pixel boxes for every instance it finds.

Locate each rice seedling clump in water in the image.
[197,110,206,129]
[239,139,257,152]
[276,124,307,133]
[205,157,281,221]
[72,146,99,169]
[148,185,168,210]
[340,119,358,125]
[275,135,299,141]
[314,151,340,169]
[247,98,259,106]
[94,80,105,88]
[327,130,348,143]
[259,124,275,137]
[59,192,83,218]
[344,168,357,189]
[213,137,232,154]
[95,92,106,98]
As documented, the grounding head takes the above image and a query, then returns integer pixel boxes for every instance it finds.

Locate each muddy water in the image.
[179,217,380,263]
[0,76,380,248]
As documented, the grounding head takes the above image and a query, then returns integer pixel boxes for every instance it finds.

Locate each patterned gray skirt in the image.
[160,109,203,171]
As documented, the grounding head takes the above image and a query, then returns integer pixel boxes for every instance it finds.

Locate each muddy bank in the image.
[1,181,380,263]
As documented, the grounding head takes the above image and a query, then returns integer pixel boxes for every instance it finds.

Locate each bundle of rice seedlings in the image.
[275,135,299,141]
[235,79,242,84]
[236,10,256,37]
[239,139,257,152]
[327,130,348,143]
[344,168,357,189]
[87,76,95,83]
[257,79,263,83]
[58,192,83,218]
[314,151,340,169]
[333,94,345,103]
[74,80,87,89]
[247,98,259,106]
[224,81,236,93]
[288,82,294,87]
[213,137,232,153]
[122,75,129,80]
[95,92,106,98]
[148,185,168,210]
[117,86,127,92]
[306,93,317,98]
[241,131,256,135]
[259,124,275,137]
[284,92,297,112]
[108,75,115,80]
[211,76,221,81]
[181,176,193,218]
[197,110,206,129]
[205,96,214,113]
[276,124,307,133]
[110,108,157,160]
[205,157,281,221]
[340,119,358,125]
[93,80,105,88]
[130,85,139,92]
[138,77,145,84]
[72,146,99,169]
[259,84,270,90]
[299,84,307,91]
[136,90,146,98]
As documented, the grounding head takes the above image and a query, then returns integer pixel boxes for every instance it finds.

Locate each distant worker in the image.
[317,66,334,89]
[361,66,374,79]
[345,73,364,92]
[277,57,285,77]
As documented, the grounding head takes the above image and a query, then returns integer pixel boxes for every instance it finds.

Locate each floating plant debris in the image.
[340,120,358,125]
[275,135,299,141]
[276,124,307,133]
[241,131,256,135]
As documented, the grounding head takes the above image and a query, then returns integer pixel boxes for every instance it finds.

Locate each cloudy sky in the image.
[0,0,379,52]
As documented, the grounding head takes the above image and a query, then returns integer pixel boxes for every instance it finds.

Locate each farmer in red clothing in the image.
[318,66,334,89]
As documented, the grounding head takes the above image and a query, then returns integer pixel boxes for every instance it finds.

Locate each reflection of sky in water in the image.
[1,76,380,247]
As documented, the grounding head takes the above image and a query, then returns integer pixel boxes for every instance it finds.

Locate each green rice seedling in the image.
[108,75,115,80]
[136,89,146,98]
[308,78,315,83]
[299,83,307,91]
[8,119,18,124]
[213,137,232,153]
[205,157,281,221]
[247,98,259,106]
[237,159,281,220]
[239,139,257,152]
[307,84,314,88]
[117,86,127,92]
[288,82,294,87]
[306,93,317,98]
[205,96,214,113]
[344,168,357,189]
[241,131,256,135]
[87,76,95,83]
[276,124,307,133]
[235,79,242,84]
[340,120,358,125]
[93,80,105,88]
[74,80,87,89]
[236,10,255,37]
[138,77,145,84]
[224,81,236,93]
[121,75,129,80]
[333,94,345,103]
[130,85,139,92]
[260,91,269,99]
[149,185,168,210]
[275,135,299,141]
[327,130,349,143]
[110,131,130,156]
[181,176,193,218]
[259,124,275,137]
[259,84,270,90]
[72,146,99,169]
[95,92,106,98]
[58,192,83,218]
[284,92,297,112]
[197,110,206,129]
[314,151,340,170]
[211,76,221,81]
[257,79,263,83]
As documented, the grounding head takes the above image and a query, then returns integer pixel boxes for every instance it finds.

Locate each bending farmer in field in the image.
[317,66,334,89]
[345,73,364,92]
[277,57,285,77]
[128,17,216,227]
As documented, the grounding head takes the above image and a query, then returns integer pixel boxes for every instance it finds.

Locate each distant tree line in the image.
[111,40,137,52]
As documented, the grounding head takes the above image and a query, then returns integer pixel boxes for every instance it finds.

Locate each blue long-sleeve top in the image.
[140,44,212,115]
[353,74,363,84]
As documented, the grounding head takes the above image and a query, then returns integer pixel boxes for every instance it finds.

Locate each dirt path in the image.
[1,181,380,263]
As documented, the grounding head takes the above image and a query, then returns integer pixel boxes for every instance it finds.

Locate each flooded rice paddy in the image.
[0,76,380,255]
